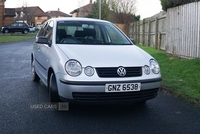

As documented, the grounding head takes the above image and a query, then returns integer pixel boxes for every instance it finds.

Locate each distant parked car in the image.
[29,26,35,33]
[36,24,42,30]
[31,17,162,103]
[1,21,30,34]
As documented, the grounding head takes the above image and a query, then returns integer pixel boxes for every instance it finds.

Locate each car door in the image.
[39,21,54,83]
[18,22,24,32]
[9,22,18,32]
[34,21,49,83]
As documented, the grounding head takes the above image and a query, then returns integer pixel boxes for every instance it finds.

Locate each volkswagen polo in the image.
[31,17,162,103]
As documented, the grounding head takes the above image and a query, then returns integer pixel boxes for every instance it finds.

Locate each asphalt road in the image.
[0,39,200,134]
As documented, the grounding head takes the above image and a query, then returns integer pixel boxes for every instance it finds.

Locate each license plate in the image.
[105,83,141,92]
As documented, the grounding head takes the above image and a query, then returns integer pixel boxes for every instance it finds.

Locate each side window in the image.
[37,22,49,37]
[44,21,53,41]
[11,23,18,27]
[37,20,53,44]
[19,23,23,27]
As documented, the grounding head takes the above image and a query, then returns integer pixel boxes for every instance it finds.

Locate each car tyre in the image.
[23,29,28,34]
[49,73,60,102]
[31,59,40,81]
[4,29,9,33]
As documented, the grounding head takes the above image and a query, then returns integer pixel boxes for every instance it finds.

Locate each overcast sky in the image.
[5,0,162,19]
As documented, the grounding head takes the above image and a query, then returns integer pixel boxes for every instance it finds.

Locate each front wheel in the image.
[23,29,28,34]
[31,59,40,81]
[4,29,9,33]
[49,73,60,102]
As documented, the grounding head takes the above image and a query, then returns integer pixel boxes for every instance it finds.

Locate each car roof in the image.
[49,17,111,23]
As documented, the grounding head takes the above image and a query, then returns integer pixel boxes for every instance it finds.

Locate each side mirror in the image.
[36,36,51,46]
[130,38,136,44]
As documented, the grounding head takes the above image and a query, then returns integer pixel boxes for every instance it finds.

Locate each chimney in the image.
[58,8,60,11]
[90,0,92,4]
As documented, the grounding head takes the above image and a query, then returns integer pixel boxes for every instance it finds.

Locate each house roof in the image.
[15,6,44,15]
[70,3,92,14]
[37,10,71,17]
[14,6,44,21]
[4,8,15,17]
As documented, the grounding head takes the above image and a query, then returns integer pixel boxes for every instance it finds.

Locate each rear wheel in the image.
[31,59,40,81]
[49,73,60,102]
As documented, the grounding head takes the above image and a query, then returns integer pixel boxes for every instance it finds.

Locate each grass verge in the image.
[0,33,36,43]
[137,44,200,106]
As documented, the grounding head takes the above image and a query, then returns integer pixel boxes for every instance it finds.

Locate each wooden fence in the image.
[129,12,166,50]
[129,1,200,58]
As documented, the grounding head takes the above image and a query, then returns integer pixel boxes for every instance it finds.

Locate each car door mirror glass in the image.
[36,36,49,45]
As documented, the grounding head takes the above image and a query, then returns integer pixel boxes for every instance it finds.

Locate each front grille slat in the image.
[72,88,159,102]
[96,67,142,78]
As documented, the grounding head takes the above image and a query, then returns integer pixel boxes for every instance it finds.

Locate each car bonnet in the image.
[57,44,153,67]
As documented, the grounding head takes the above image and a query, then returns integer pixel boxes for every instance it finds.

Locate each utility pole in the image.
[99,0,101,19]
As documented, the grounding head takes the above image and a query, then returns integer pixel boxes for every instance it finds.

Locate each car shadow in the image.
[35,80,154,118]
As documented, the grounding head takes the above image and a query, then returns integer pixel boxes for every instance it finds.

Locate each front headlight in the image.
[150,59,160,74]
[65,60,82,77]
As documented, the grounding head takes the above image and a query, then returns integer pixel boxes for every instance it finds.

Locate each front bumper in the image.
[0,28,3,33]
[57,76,162,103]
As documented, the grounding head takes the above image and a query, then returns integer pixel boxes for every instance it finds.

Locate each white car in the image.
[31,17,162,103]
[36,24,42,30]
[29,26,35,33]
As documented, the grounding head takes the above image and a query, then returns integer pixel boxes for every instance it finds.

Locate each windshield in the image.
[56,21,132,45]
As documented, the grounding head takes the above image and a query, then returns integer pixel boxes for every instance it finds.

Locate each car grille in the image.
[95,67,142,78]
[72,88,159,102]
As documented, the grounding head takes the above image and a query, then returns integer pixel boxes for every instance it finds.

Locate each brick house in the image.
[15,6,44,26]
[0,0,5,27]
[3,8,15,26]
[35,9,71,25]
[1,0,71,27]
[0,0,15,27]
[15,7,70,26]
[70,0,92,17]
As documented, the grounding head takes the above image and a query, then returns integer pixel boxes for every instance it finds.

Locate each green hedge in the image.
[160,0,200,11]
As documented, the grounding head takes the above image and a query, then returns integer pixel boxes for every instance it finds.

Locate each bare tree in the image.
[15,0,34,25]
[22,0,32,25]
[107,0,137,24]
[108,0,136,14]
[23,0,29,7]
[77,0,88,17]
